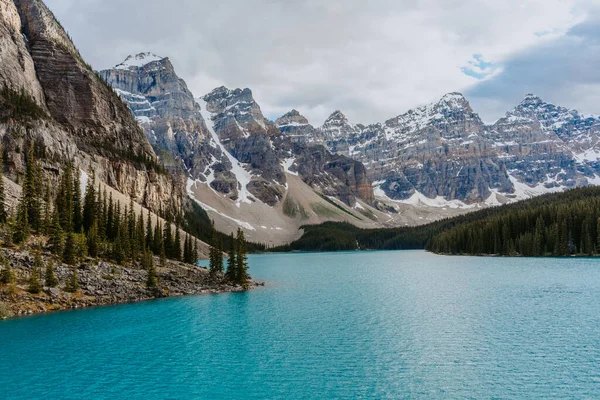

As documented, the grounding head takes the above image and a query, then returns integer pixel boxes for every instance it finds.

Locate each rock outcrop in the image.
[0,0,183,214]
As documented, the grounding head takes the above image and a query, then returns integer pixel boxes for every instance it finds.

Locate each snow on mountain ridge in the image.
[115,52,165,70]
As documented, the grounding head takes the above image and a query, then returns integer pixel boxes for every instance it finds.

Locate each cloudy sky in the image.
[45,0,599,125]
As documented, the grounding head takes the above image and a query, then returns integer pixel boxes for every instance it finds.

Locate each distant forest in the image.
[273,186,600,257]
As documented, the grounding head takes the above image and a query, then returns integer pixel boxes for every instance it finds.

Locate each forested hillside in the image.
[427,186,600,256]
[275,187,600,256]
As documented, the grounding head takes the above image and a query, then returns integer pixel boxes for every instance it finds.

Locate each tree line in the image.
[426,186,600,256]
[0,143,227,293]
[208,228,251,289]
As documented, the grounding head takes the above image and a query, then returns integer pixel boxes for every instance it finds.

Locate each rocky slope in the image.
[0,245,262,319]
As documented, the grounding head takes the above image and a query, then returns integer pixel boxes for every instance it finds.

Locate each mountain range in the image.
[99,52,600,244]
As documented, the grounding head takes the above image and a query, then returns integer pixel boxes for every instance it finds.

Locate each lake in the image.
[1,251,600,399]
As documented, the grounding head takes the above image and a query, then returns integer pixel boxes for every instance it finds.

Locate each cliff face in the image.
[0,0,182,212]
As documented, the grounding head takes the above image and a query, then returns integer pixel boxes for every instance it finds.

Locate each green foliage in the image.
[426,186,600,257]
[28,251,43,294]
[276,188,600,254]
[62,232,77,265]
[0,84,48,122]
[45,260,58,288]
[146,251,158,289]
[64,268,79,293]
[0,264,15,284]
[0,147,7,224]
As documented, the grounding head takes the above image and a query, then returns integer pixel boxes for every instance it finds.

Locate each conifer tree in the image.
[73,170,82,233]
[153,221,162,255]
[163,223,173,259]
[86,221,99,258]
[137,211,145,259]
[235,229,250,289]
[13,201,29,244]
[0,146,7,224]
[42,183,52,235]
[82,171,96,233]
[57,163,74,233]
[65,267,79,293]
[45,259,58,288]
[225,233,237,283]
[183,233,191,264]
[106,193,114,240]
[28,249,43,293]
[0,264,14,284]
[113,229,125,265]
[49,210,63,255]
[23,145,42,231]
[146,212,153,249]
[193,239,198,264]
[159,242,166,268]
[146,250,158,289]
[63,232,77,265]
[174,226,182,261]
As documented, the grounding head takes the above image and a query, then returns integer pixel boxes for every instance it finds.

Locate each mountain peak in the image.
[436,92,470,110]
[115,52,165,70]
[324,110,349,125]
[276,109,310,127]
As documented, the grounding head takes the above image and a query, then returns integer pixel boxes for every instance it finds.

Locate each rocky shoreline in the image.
[0,248,263,319]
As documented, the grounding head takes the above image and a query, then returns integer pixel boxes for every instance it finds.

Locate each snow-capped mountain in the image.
[290,93,600,206]
[101,56,378,244]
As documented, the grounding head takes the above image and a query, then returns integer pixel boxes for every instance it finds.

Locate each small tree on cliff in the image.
[0,146,7,224]
[45,259,58,288]
[64,267,79,293]
[146,250,158,289]
[27,249,43,294]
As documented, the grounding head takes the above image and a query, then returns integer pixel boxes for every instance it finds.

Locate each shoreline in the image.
[0,247,263,320]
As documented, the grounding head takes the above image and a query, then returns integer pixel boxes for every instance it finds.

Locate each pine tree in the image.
[86,221,99,258]
[235,229,250,289]
[0,146,8,224]
[106,193,114,240]
[57,163,74,233]
[42,183,52,234]
[12,200,29,244]
[159,242,166,268]
[225,233,236,282]
[112,229,126,265]
[73,169,82,233]
[183,233,191,264]
[45,259,58,288]
[146,251,158,289]
[193,239,198,264]
[0,263,15,284]
[146,212,153,249]
[163,223,173,259]
[64,267,79,293]
[82,170,96,233]
[28,249,43,293]
[23,145,42,231]
[49,210,64,255]
[173,226,182,261]
[63,232,76,265]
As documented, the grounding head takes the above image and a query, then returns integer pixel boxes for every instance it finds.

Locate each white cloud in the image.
[45,0,590,125]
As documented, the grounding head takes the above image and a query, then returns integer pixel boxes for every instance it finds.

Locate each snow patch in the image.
[186,179,256,231]
[197,98,254,206]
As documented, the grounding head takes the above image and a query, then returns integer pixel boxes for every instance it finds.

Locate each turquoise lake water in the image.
[1,250,600,399]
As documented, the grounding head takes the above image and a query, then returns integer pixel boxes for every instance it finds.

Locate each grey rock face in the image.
[302,93,600,204]
[0,1,184,214]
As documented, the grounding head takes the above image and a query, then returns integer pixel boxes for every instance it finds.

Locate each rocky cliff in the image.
[303,93,600,206]
[101,57,375,209]
[0,0,182,213]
